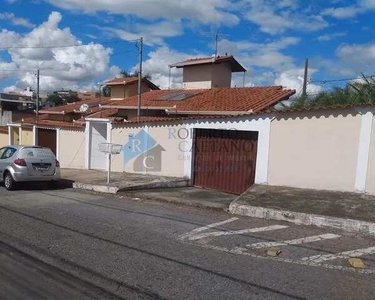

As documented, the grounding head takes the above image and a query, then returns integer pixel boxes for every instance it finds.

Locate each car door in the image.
[0,147,9,181]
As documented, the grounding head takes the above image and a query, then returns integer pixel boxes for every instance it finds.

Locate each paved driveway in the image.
[0,185,375,299]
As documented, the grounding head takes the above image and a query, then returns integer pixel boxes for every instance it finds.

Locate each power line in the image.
[0,68,66,72]
[309,74,375,84]
[0,39,139,50]
[111,49,137,56]
[0,50,136,73]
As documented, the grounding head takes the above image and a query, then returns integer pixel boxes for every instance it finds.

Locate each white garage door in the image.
[90,123,107,170]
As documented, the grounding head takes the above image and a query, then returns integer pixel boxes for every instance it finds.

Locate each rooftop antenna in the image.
[168,66,171,90]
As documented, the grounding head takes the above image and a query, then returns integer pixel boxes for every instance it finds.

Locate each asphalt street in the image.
[0,185,375,299]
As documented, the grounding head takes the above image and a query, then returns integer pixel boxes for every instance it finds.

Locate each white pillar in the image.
[8,126,12,145]
[19,127,22,145]
[33,125,38,146]
[106,122,112,171]
[56,128,61,160]
[85,121,91,169]
[355,110,374,192]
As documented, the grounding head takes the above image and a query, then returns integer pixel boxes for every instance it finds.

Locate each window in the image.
[1,147,17,159]
[0,148,6,159]
[156,92,201,101]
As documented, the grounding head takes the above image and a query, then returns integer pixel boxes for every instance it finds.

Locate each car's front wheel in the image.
[4,173,15,191]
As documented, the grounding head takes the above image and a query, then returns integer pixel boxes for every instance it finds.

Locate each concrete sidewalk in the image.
[230,185,375,235]
[60,169,189,194]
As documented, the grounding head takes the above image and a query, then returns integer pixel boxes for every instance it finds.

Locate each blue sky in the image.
[0,0,375,95]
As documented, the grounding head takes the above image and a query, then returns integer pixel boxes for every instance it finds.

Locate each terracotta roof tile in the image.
[104,87,295,114]
[18,119,84,129]
[170,55,246,72]
[104,77,138,84]
[76,108,118,123]
[39,97,111,114]
[103,77,160,90]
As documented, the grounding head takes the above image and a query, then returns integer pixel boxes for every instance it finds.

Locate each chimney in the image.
[169,55,246,90]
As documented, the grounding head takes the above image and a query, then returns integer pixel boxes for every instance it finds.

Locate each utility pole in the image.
[36,69,40,122]
[302,58,308,98]
[214,31,219,57]
[137,37,143,122]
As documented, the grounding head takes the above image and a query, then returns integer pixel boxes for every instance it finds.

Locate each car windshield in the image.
[20,147,55,159]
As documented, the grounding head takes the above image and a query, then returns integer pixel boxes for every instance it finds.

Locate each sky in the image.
[0,0,374,96]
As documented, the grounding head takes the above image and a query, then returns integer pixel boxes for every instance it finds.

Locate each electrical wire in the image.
[0,39,140,50]
[309,74,375,84]
[0,49,136,73]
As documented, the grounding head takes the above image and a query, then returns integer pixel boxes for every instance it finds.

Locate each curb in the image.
[229,202,375,235]
[72,182,119,194]
[117,179,189,192]
[62,178,189,194]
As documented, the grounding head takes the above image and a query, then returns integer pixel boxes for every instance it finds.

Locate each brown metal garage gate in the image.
[193,129,258,195]
[37,128,57,155]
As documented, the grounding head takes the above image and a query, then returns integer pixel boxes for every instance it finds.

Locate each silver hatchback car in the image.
[0,145,60,190]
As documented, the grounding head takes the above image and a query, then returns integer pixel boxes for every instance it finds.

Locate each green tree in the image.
[47,94,63,106]
[292,75,375,108]
[64,93,80,103]
[119,70,151,80]
[101,85,111,97]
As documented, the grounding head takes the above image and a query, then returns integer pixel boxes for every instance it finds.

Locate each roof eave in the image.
[101,105,171,110]
[39,110,66,115]
[165,109,254,116]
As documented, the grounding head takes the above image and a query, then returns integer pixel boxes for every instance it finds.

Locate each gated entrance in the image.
[193,129,258,194]
[37,128,57,155]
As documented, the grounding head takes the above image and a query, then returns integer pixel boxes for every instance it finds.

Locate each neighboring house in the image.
[0,126,8,147]
[101,86,293,120]
[8,95,112,169]
[169,55,246,89]
[0,93,35,127]
[102,77,160,100]
[77,92,97,101]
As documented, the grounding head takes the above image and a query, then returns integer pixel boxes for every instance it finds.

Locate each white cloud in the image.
[45,0,239,26]
[0,60,18,80]
[0,12,34,28]
[218,37,299,72]
[46,1,239,47]
[317,32,347,42]
[321,6,360,19]
[275,68,322,95]
[100,20,183,46]
[243,0,328,35]
[336,43,375,72]
[361,0,375,8]
[130,46,204,89]
[3,85,18,93]
[1,11,113,92]
[322,0,375,19]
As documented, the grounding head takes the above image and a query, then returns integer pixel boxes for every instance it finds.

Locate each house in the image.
[0,126,8,147]
[74,56,295,193]
[102,77,160,100]
[85,85,295,191]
